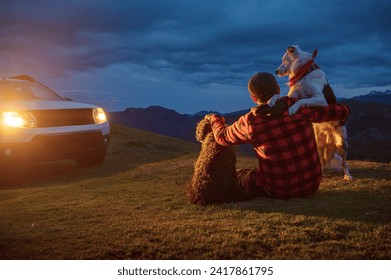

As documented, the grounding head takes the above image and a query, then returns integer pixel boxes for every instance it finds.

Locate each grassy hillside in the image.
[0,124,390,259]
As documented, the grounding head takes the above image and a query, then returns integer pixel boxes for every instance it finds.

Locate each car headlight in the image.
[93,108,107,124]
[2,111,36,128]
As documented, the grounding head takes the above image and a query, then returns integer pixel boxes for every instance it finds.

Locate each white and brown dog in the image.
[274,45,352,181]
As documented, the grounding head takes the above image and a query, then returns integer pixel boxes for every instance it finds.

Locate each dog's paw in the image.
[267,94,281,107]
[343,173,353,181]
[288,104,300,115]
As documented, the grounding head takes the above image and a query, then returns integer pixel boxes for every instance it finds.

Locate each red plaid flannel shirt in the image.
[210,97,351,199]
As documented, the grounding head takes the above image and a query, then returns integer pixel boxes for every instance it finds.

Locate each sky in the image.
[1,0,390,114]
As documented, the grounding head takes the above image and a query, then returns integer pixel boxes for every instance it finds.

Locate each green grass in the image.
[0,124,390,259]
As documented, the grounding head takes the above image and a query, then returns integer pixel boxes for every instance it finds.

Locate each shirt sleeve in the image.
[298,103,351,123]
[210,114,251,146]
[285,96,299,107]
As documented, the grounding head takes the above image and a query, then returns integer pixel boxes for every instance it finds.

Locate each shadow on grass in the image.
[0,160,78,188]
[348,168,391,180]
[225,186,391,225]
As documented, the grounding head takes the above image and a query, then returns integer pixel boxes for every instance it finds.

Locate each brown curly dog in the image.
[186,118,243,205]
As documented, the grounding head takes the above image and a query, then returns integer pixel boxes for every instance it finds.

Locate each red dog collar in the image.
[289,49,319,87]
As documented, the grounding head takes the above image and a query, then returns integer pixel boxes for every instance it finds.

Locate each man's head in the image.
[248,72,280,104]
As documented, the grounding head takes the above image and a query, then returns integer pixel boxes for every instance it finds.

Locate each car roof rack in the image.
[8,75,36,82]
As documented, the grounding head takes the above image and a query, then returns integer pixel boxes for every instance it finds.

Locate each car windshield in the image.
[0,81,64,101]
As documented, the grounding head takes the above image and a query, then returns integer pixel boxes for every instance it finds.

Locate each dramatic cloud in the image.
[1,0,390,113]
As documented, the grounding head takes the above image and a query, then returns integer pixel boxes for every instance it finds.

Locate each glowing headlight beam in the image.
[3,112,25,128]
[93,108,107,124]
[2,111,36,128]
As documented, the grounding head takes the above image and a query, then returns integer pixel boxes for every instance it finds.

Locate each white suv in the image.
[0,75,110,168]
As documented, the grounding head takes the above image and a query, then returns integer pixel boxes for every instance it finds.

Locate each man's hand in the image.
[204,113,218,121]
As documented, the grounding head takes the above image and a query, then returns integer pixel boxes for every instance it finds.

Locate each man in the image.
[206,72,350,199]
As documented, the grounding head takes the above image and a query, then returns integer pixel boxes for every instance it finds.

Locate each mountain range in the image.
[109,91,391,163]
[349,90,391,105]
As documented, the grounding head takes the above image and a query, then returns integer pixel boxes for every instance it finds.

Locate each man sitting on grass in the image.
[206,72,350,199]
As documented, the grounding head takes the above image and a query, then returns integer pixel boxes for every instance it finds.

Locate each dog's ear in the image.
[195,119,212,143]
[287,45,296,53]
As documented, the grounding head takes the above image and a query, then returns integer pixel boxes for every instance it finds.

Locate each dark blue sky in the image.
[1,0,390,113]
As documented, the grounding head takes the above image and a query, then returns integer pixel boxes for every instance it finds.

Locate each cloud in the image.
[0,0,390,112]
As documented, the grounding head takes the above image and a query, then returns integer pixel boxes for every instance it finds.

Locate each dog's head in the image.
[276,45,316,78]
[275,45,302,77]
[195,118,213,143]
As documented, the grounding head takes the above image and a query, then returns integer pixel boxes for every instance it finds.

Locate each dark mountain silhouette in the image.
[351,90,391,105]
[109,93,391,162]
[109,106,200,142]
[343,99,391,162]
